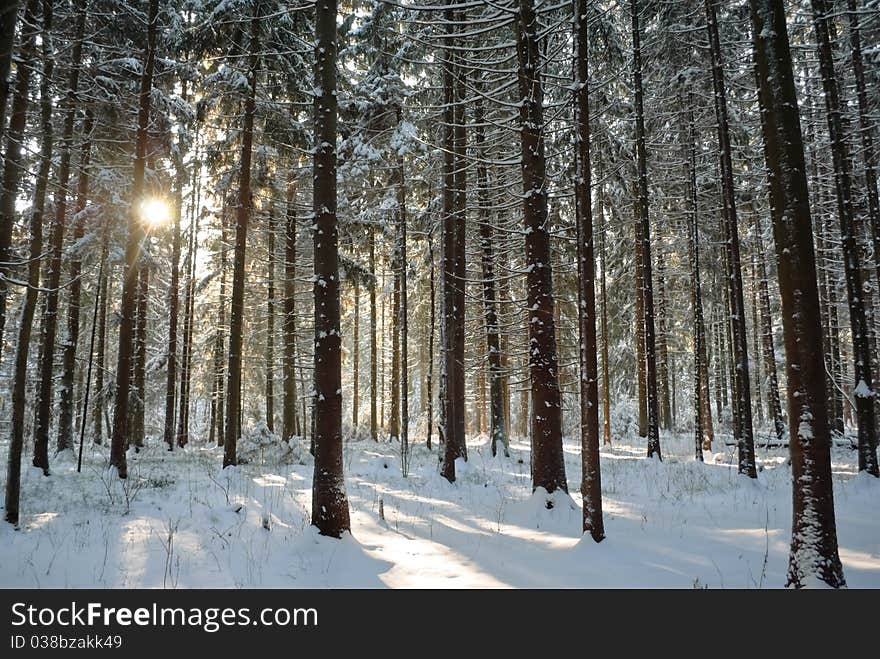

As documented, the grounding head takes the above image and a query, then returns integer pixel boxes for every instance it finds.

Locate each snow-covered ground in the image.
[1,428,878,588]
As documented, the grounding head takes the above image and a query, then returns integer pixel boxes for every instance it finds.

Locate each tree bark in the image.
[223,6,260,467]
[750,0,846,588]
[311,0,350,536]
[631,0,661,460]
[575,0,604,539]
[516,0,567,494]
[0,0,36,366]
[3,0,44,524]
[110,0,159,478]
[811,0,878,476]
[705,0,757,477]
[283,179,299,441]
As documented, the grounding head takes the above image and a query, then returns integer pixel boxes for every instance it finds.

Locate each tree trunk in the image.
[110,0,159,478]
[811,0,878,476]
[0,0,19,133]
[223,7,260,466]
[397,146,410,475]
[753,207,785,443]
[92,236,109,445]
[283,179,299,441]
[54,0,88,454]
[163,91,187,450]
[597,150,612,446]
[3,0,45,524]
[474,97,508,458]
[575,0,603,539]
[29,0,58,475]
[426,228,435,449]
[750,0,846,588]
[352,276,359,429]
[0,0,32,363]
[705,0,757,477]
[130,262,149,449]
[310,0,350,536]
[369,227,378,441]
[440,3,467,481]
[516,0,566,494]
[631,0,661,460]
[266,210,276,433]
[685,103,713,455]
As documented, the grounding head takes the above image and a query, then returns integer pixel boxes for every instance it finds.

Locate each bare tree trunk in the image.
[0,0,33,363]
[352,276,359,429]
[705,0,757,477]
[58,110,97,451]
[426,228,435,449]
[575,0,603,539]
[310,0,350,536]
[223,6,260,466]
[283,179,299,441]
[55,0,88,453]
[369,227,378,441]
[474,97,508,458]
[753,207,785,443]
[597,151,612,446]
[110,0,159,478]
[440,2,467,480]
[750,0,846,587]
[266,210,276,433]
[397,146,410,475]
[4,0,45,524]
[30,0,58,475]
[92,237,109,446]
[0,0,19,133]
[130,262,149,449]
[631,0,661,460]
[811,0,878,476]
[163,89,187,450]
[516,0,566,493]
[685,104,711,458]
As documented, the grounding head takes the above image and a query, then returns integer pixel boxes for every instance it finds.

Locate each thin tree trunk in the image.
[575,0,603,539]
[283,179,299,441]
[631,0,661,460]
[705,0,757,477]
[369,227,378,441]
[753,207,785,443]
[59,118,93,456]
[130,262,149,449]
[29,0,57,475]
[54,0,88,453]
[0,0,19,133]
[352,276,359,429]
[426,228,435,449]
[92,236,109,445]
[811,0,878,476]
[163,89,187,450]
[110,0,159,478]
[474,97,508,458]
[266,210,276,434]
[0,0,35,365]
[4,0,45,524]
[686,104,711,458]
[597,151,612,446]
[223,6,260,467]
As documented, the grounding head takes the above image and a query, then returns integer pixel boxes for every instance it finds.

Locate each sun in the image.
[139,198,170,227]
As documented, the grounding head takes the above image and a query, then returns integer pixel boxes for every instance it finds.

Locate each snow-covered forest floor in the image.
[1,428,878,588]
